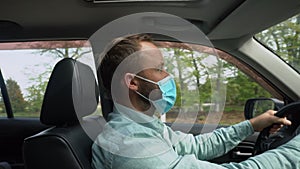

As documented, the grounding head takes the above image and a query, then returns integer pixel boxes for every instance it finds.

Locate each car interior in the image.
[0,0,300,169]
[23,58,104,169]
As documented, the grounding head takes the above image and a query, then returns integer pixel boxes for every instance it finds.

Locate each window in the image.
[0,40,93,117]
[255,14,300,73]
[0,88,6,117]
[157,42,276,125]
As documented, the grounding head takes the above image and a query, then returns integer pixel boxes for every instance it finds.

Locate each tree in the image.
[6,78,26,113]
[160,41,272,115]
[256,14,300,71]
[36,41,92,59]
[26,70,49,113]
[226,71,271,106]
[0,94,5,114]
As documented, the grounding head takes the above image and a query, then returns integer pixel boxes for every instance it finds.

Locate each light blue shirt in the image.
[92,104,300,168]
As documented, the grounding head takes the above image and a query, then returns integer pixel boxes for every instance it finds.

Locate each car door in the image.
[0,69,47,169]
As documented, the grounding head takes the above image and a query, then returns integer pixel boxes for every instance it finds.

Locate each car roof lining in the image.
[0,0,243,42]
[0,0,299,51]
[208,0,300,40]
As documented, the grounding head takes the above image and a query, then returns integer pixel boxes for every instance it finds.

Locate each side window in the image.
[158,42,279,125]
[0,88,7,117]
[0,40,93,118]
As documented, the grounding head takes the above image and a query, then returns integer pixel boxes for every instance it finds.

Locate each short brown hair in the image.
[98,34,153,94]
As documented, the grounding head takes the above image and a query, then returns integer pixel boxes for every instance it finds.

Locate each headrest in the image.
[40,58,99,126]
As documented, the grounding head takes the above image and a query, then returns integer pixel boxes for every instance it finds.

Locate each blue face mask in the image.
[135,75,177,115]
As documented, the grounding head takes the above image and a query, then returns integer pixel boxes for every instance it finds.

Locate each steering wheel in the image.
[255,102,300,154]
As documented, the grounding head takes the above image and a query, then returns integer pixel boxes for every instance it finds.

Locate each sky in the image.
[0,49,59,97]
[0,48,97,98]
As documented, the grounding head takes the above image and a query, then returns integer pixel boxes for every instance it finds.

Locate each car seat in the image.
[23,58,105,169]
[0,162,11,169]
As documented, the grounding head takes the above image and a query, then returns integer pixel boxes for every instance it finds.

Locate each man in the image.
[92,34,299,168]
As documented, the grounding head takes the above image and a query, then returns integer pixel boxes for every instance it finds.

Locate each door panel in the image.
[211,133,259,164]
[0,118,48,169]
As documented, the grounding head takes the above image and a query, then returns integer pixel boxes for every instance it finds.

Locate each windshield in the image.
[255,14,300,73]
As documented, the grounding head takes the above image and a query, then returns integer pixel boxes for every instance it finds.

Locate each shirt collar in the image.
[112,103,164,132]
[113,103,156,122]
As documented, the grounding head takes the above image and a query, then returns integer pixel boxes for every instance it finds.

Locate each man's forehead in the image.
[139,51,163,70]
[139,42,164,68]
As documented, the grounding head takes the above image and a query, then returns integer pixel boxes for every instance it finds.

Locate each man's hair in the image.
[98,34,153,94]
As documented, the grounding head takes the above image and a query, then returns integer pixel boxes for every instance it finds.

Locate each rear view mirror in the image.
[244,98,284,120]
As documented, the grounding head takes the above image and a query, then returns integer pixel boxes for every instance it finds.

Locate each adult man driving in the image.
[92,34,300,169]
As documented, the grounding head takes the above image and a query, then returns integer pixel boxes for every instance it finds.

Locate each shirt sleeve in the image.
[173,134,300,169]
[167,120,254,160]
[221,134,300,168]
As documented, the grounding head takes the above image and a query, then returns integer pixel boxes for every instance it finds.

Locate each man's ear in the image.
[124,73,139,91]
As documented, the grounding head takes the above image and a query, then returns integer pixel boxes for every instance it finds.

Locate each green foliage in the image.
[6,78,26,113]
[174,81,181,107]
[226,71,271,106]
[0,93,5,114]
[24,46,92,114]
[162,46,272,113]
[163,48,214,108]
[26,73,48,113]
[256,14,300,72]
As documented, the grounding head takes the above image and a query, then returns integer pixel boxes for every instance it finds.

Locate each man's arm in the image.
[167,120,254,160]
[168,110,291,160]
[145,128,300,169]
[173,135,300,169]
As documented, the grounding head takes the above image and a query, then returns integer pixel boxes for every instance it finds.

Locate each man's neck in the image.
[115,99,155,117]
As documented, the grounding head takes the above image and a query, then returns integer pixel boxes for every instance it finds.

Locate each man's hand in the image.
[249,110,292,133]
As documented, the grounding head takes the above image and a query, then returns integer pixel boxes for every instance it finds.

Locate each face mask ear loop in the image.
[135,90,151,102]
[133,74,156,102]
[134,74,158,85]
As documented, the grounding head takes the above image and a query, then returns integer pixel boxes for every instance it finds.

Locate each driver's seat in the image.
[23,58,105,169]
